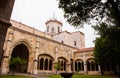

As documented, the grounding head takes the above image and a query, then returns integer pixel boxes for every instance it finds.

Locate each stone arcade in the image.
[1,19,115,75]
[0,0,117,75]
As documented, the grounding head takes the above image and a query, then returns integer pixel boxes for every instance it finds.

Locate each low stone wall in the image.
[87,71,99,75]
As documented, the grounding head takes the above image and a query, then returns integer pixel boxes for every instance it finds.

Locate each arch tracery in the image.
[38,54,54,71]
[75,59,84,71]
[86,58,98,71]
[57,57,67,71]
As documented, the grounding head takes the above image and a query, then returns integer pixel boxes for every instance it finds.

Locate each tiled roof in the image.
[45,19,63,26]
[72,31,84,35]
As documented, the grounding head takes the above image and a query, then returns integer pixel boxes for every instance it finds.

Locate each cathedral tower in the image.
[45,19,63,35]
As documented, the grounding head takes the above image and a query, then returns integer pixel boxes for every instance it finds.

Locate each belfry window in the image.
[61,41,64,44]
[58,26,60,33]
[52,27,54,33]
[74,41,76,46]
[47,26,49,32]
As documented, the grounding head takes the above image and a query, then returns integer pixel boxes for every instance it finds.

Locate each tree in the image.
[54,62,62,74]
[93,23,120,76]
[58,0,120,27]
[9,57,27,75]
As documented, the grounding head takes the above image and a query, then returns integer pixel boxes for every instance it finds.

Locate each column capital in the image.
[2,56,9,58]
[33,59,38,62]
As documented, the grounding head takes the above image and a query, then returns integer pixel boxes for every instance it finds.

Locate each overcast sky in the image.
[11,0,96,48]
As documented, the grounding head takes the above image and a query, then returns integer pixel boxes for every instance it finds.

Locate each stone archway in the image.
[10,43,29,73]
[75,59,84,72]
[38,54,54,71]
[86,58,98,71]
[58,57,67,71]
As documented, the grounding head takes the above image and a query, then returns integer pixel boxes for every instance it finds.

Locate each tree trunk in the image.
[100,64,104,75]
[12,66,15,75]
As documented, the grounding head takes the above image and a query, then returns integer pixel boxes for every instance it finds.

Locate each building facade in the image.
[1,19,115,75]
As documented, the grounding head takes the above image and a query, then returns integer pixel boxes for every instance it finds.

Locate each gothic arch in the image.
[57,57,67,71]
[75,59,84,71]
[38,54,54,60]
[37,54,54,71]
[86,58,95,62]
[58,57,67,62]
[9,39,34,73]
[86,58,98,71]
[9,39,33,55]
[75,59,84,62]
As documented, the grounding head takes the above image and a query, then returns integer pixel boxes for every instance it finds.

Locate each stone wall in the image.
[1,21,78,74]
[53,31,85,49]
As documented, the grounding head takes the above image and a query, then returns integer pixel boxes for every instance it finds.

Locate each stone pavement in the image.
[9,73,50,78]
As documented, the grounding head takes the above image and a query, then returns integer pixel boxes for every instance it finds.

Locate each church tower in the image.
[45,19,63,35]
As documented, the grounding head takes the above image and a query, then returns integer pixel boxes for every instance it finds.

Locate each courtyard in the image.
[1,73,118,78]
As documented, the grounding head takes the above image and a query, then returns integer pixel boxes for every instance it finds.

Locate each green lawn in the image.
[1,75,31,78]
[1,74,117,78]
[49,74,117,78]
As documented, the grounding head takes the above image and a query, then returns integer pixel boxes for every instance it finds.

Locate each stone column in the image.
[0,0,15,70]
[52,47,58,73]
[27,52,34,74]
[72,60,75,73]
[33,37,40,74]
[98,65,101,75]
[70,59,74,73]
[84,61,87,75]
[67,63,71,73]
[55,47,58,62]
[0,23,10,68]
[33,60,38,74]
[52,62,57,74]
[1,56,9,74]
[66,50,72,72]
[1,32,13,74]
[83,53,87,75]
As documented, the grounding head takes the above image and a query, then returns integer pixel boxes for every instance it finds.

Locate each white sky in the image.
[11,0,96,48]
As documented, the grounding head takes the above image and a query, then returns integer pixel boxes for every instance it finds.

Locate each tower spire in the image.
[53,13,56,20]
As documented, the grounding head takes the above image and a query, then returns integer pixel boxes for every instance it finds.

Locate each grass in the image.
[1,75,31,78]
[49,74,117,78]
[1,74,117,78]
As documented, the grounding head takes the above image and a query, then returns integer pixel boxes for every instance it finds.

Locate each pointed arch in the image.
[8,39,34,73]
[9,39,33,56]
[38,54,54,61]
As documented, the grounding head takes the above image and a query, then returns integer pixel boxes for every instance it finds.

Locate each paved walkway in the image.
[8,73,50,78]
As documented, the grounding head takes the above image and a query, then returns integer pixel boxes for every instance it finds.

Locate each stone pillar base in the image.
[33,69,38,75]
[52,62,57,74]
[1,68,9,74]
[67,63,72,73]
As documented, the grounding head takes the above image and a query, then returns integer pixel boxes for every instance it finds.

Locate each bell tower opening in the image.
[45,19,63,35]
[10,44,29,73]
